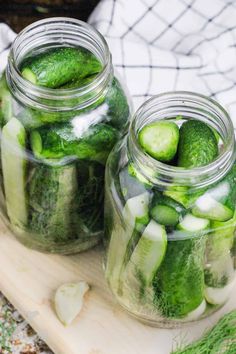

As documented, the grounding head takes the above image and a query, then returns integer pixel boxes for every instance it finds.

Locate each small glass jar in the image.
[104,92,236,327]
[0,18,131,254]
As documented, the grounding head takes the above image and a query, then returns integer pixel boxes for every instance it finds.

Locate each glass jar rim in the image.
[128,91,236,189]
[6,17,113,111]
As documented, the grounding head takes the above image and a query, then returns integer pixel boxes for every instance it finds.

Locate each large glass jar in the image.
[0,18,131,254]
[104,92,236,327]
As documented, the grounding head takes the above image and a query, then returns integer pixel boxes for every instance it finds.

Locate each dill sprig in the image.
[172,310,236,354]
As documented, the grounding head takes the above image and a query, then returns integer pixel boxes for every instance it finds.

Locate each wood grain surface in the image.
[0,219,235,354]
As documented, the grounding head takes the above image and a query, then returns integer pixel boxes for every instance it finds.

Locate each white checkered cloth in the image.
[1,0,236,122]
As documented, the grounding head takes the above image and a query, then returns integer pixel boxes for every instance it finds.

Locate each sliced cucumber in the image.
[205,278,236,305]
[125,220,167,287]
[1,118,28,227]
[123,192,150,226]
[177,214,210,232]
[151,204,179,226]
[192,194,233,222]
[138,121,179,162]
[164,186,204,209]
[150,191,185,227]
[105,192,150,293]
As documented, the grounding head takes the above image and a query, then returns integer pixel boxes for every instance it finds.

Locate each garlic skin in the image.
[54,281,90,326]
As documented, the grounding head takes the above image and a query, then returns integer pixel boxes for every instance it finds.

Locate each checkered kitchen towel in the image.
[1,0,236,121]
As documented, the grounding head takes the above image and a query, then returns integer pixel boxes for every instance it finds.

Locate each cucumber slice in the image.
[123,192,150,226]
[177,214,210,232]
[183,300,206,321]
[138,121,179,162]
[192,194,233,221]
[150,191,186,226]
[150,204,179,226]
[164,186,205,209]
[152,191,186,213]
[105,192,150,293]
[205,278,236,305]
[1,118,27,227]
[125,220,167,286]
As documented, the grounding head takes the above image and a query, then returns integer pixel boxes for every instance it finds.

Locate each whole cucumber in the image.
[21,47,102,88]
[153,235,206,318]
[30,123,120,164]
[177,120,218,168]
[29,162,78,242]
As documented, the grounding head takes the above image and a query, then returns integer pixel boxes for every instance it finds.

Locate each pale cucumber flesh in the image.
[178,214,210,232]
[1,118,28,227]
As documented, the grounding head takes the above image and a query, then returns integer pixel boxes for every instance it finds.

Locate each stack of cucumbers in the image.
[106,118,236,321]
[0,46,130,251]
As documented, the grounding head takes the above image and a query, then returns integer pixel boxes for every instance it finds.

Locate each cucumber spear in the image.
[1,118,28,228]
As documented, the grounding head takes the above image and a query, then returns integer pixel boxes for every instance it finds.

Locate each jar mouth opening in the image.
[7,17,113,110]
[128,91,236,188]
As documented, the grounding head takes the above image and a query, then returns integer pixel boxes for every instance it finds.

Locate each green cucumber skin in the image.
[150,191,186,226]
[105,78,130,131]
[29,163,78,242]
[75,161,104,234]
[150,205,179,227]
[123,221,167,301]
[193,165,236,215]
[16,77,130,129]
[204,213,236,288]
[153,236,206,318]
[21,47,102,88]
[30,123,120,164]
[207,218,236,260]
[151,192,186,213]
[105,192,150,293]
[177,120,218,168]
[192,202,233,222]
[59,74,97,89]
[218,165,236,211]
[165,164,236,211]
[61,77,130,130]
[204,254,234,288]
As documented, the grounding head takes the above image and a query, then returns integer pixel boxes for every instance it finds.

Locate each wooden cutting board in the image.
[0,220,235,354]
